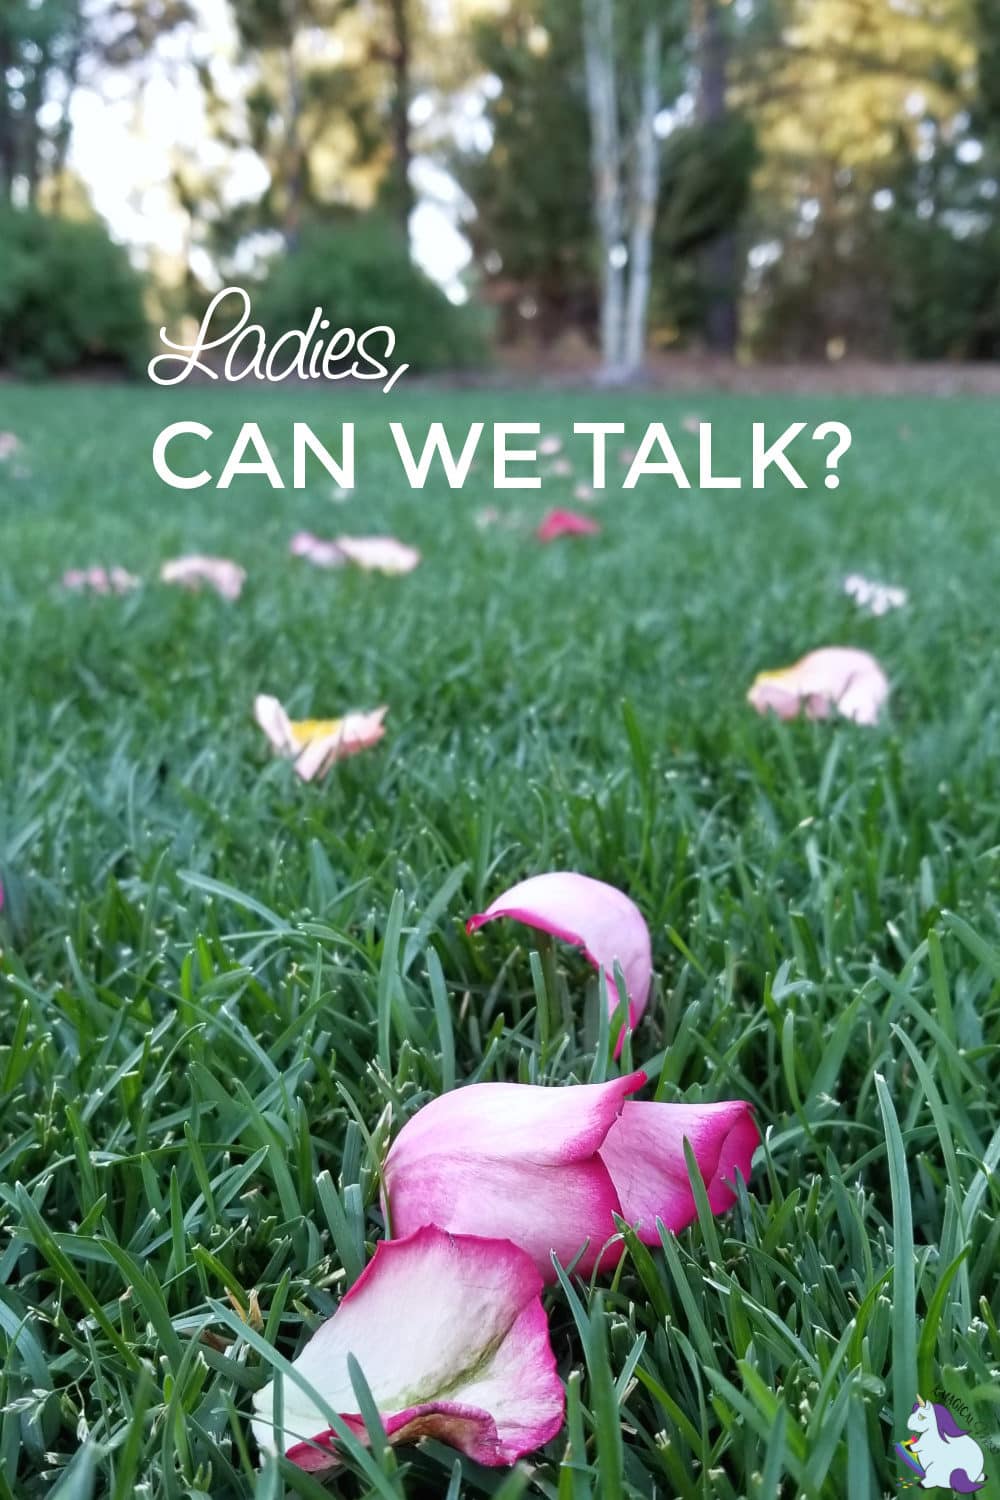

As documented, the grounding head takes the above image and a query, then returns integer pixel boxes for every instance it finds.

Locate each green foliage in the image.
[455,0,597,341]
[2,386,1000,1496]
[253,218,489,371]
[0,208,149,375]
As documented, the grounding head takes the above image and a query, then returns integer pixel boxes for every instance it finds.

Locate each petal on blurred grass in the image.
[289,531,347,568]
[62,566,140,595]
[334,536,421,574]
[251,1226,564,1470]
[467,871,651,1044]
[160,555,246,600]
[539,434,562,456]
[0,432,21,461]
[254,696,387,780]
[843,572,907,616]
[536,509,601,541]
[748,647,889,726]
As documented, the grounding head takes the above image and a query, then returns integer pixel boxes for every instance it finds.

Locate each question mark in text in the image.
[812,422,852,488]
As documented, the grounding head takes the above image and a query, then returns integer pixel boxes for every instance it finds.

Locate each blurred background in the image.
[1,0,998,382]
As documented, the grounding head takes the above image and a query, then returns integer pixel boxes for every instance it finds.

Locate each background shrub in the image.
[0,208,149,376]
[254,217,489,372]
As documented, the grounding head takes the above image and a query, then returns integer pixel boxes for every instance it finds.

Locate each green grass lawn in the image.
[1,383,999,1499]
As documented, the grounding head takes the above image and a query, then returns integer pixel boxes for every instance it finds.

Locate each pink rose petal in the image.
[160,555,246,600]
[384,1076,760,1281]
[289,531,347,568]
[333,536,421,575]
[251,1225,564,1469]
[253,696,387,780]
[748,647,889,726]
[384,1073,644,1278]
[467,871,651,1051]
[62,566,140,595]
[599,1099,760,1239]
[536,509,601,542]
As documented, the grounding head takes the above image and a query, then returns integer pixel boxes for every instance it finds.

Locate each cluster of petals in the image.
[843,572,907,616]
[62,566,140,595]
[291,531,420,575]
[160,554,246,600]
[254,695,387,781]
[748,646,889,726]
[383,1070,759,1281]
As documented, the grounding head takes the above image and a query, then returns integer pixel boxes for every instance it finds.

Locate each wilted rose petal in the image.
[334,536,421,575]
[539,434,562,457]
[0,432,21,461]
[254,695,387,781]
[289,531,347,568]
[748,647,889,726]
[467,871,650,1051]
[536,509,601,542]
[843,572,907,616]
[62,566,140,595]
[160,555,246,600]
[251,1226,564,1470]
[384,1076,759,1281]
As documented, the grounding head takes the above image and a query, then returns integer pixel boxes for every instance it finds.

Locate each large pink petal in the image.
[598,1099,760,1241]
[467,872,652,1047]
[383,1074,645,1279]
[251,1226,563,1469]
[748,647,889,726]
[536,508,601,541]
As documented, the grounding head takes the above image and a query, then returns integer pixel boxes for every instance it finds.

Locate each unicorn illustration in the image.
[895,1394,986,1492]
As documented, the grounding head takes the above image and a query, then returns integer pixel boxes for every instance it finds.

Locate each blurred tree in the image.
[0,0,191,211]
[456,0,596,344]
[741,0,974,356]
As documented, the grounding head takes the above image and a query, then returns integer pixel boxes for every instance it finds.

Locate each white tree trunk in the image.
[582,0,625,374]
[622,17,661,374]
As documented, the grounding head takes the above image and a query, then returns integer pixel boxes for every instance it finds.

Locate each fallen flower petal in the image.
[334,536,421,574]
[536,509,601,542]
[748,647,889,726]
[843,572,908,616]
[573,482,596,503]
[160,555,246,600]
[0,432,21,461]
[384,1077,759,1280]
[545,456,574,477]
[251,1225,564,1470]
[467,871,650,1051]
[254,695,387,780]
[539,434,562,456]
[289,531,347,568]
[62,566,140,595]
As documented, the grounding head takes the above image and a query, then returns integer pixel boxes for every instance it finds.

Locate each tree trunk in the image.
[582,0,625,374]
[695,0,739,353]
[283,0,305,248]
[622,17,661,374]
[387,0,413,234]
[0,21,16,203]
